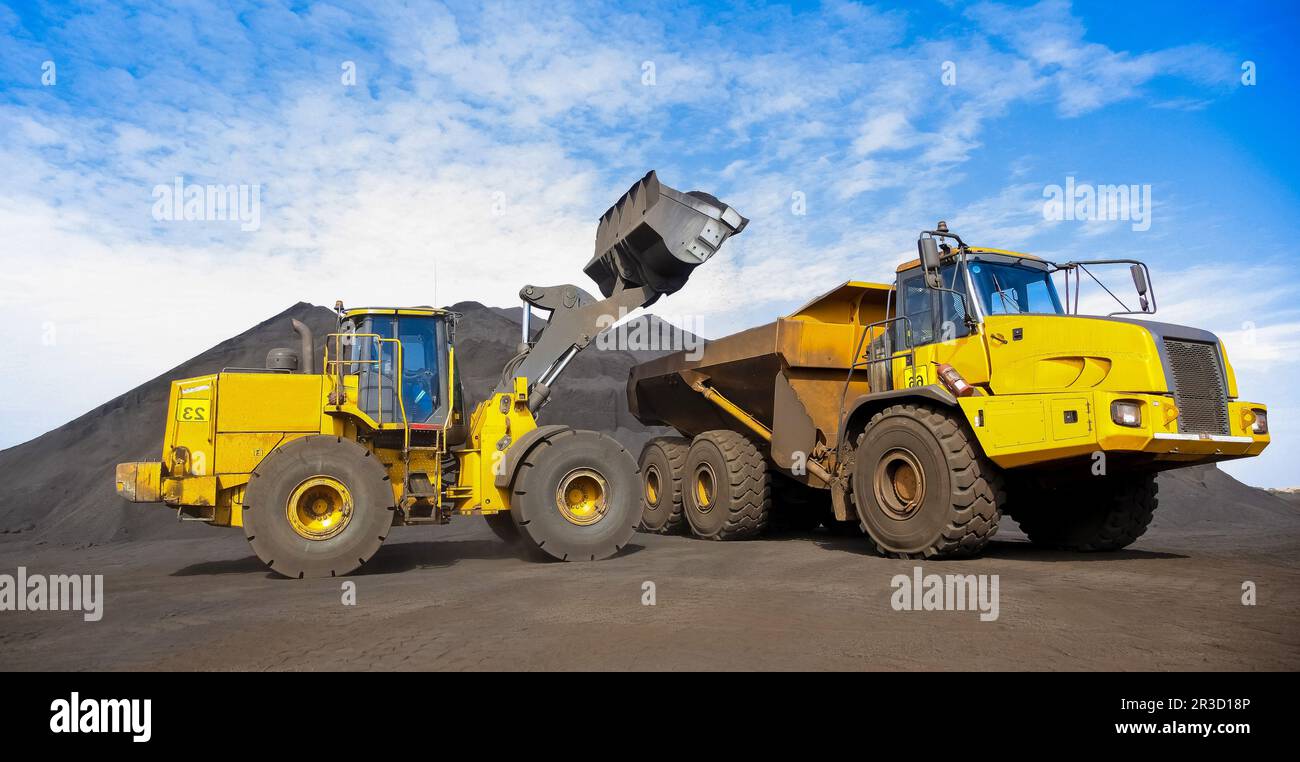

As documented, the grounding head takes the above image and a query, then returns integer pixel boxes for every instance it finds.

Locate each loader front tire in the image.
[682,431,770,540]
[1007,473,1158,551]
[850,403,1002,558]
[509,429,639,561]
[638,436,690,534]
[243,435,395,579]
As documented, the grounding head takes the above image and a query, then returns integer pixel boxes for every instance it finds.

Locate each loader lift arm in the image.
[495,170,748,413]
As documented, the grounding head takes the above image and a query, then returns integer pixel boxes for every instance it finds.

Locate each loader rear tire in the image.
[243,435,395,579]
[682,431,770,540]
[1008,474,1158,551]
[509,429,639,561]
[639,437,690,534]
[850,403,1002,558]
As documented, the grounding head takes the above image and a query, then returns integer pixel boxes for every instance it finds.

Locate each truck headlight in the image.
[1251,409,1268,435]
[1111,400,1142,428]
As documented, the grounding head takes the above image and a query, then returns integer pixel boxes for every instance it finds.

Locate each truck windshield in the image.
[968,261,1064,315]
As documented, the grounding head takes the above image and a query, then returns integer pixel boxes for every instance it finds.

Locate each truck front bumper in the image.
[960,392,1269,470]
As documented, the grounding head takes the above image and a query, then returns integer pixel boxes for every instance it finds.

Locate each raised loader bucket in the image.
[584,170,748,302]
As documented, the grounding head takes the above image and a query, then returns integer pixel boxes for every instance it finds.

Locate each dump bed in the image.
[628,281,894,471]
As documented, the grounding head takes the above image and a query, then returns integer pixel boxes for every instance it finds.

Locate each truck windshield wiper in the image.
[989,271,1018,314]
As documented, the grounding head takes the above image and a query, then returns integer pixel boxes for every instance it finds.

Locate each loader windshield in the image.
[968,261,1064,316]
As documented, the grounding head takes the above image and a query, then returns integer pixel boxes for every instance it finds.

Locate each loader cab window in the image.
[895,264,972,349]
[397,319,443,423]
[351,314,451,425]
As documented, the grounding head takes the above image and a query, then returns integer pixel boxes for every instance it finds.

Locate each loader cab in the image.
[338,308,454,428]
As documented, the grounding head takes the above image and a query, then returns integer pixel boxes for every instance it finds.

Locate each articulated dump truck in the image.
[629,223,1270,558]
[114,171,746,577]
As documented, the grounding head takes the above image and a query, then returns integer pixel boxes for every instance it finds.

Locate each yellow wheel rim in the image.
[644,465,662,507]
[287,476,354,540]
[555,468,609,526]
[873,448,926,521]
[694,463,716,514]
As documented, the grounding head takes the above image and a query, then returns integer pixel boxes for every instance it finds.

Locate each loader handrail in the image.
[323,332,410,433]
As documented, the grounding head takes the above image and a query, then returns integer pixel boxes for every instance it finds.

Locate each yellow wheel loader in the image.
[115,171,747,577]
[629,222,1270,557]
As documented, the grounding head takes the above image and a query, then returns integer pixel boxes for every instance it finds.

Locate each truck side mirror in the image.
[1130,264,1151,311]
[918,237,942,289]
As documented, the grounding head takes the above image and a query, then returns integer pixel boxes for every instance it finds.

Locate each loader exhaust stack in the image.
[291,318,314,374]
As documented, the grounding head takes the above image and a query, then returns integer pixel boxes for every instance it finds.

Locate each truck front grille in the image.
[1163,338,1229,435]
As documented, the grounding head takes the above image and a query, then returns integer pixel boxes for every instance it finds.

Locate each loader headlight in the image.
[1250,408,1268,435]
[1111,400,1142,428]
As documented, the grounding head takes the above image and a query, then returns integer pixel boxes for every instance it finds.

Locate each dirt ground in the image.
[0,518,1296,671]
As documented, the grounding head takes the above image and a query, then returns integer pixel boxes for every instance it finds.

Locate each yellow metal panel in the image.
[983,398,1046,448]
[913,334,991,388]
[162,475,218,507]
[114,462,162,502]
[453,387,538,514]
[216,373,325,433]
[213,432,288,474]
[165,375,217,461]
[1049,397,1090,441]
[962,392,1269,469]
[212,484,246,527]
[984,315,1163,395]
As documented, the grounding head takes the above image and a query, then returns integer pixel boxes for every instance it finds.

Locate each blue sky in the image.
[1,0,1298,486]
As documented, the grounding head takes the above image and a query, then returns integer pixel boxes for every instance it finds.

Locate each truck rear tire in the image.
[1008,474,1158,551]
[850,403,1002,558]
[638,437,690,534]
[243,435,396,579]
[682,430,770,540]
[509,430,639,561]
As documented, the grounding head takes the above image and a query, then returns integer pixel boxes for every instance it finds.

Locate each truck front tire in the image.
[850,403,1002,558]
[1008,473,1158,551]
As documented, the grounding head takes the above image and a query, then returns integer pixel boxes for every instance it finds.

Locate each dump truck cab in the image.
[881,242,1269,472]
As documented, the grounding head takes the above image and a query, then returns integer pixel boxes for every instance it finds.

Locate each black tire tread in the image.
[639,436,690,534]
[1011,475,1158,551]
[856,403,1003,559]
[510,429,639,561]
[243,435,395,579]
[688,430,770,540]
